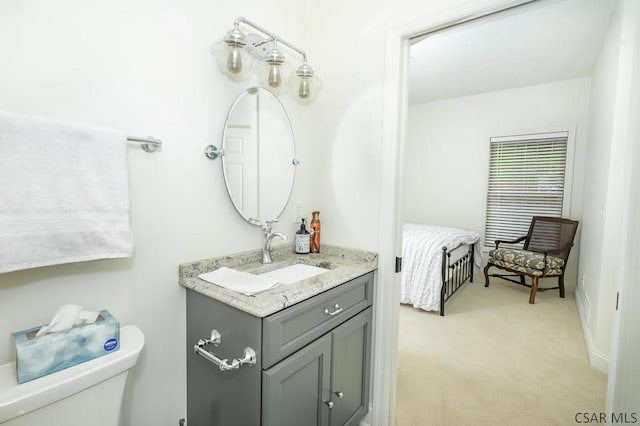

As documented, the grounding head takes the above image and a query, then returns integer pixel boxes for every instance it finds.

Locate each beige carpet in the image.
[395,276,607,426]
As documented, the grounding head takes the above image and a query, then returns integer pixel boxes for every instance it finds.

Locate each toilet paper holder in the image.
[194,329,256,371]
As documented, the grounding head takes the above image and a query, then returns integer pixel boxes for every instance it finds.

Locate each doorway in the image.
[371,0,633,424]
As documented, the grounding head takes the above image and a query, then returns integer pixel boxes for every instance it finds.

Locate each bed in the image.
[401,224,483,316]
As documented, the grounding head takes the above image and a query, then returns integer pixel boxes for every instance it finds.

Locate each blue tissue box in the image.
[12,310,120,384]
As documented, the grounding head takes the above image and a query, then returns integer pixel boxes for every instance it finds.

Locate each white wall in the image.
[0,1,305,424]
[575,4,620,372]
[577,0,637,373]
[402,78,590,290]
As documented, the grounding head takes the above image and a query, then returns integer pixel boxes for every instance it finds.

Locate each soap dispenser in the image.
[295,218,311,254]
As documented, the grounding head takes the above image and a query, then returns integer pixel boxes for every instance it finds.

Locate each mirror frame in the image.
[221,87,297,226]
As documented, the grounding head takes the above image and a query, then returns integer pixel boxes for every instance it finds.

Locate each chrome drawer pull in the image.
[194,329,257,371]
[323,304,343,316]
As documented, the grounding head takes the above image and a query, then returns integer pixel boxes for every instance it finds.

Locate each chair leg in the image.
[483,263,491,287]
[558,274,565,298]
[529,276,539,304]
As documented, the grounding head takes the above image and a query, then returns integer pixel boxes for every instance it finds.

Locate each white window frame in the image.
[484,130,575,248]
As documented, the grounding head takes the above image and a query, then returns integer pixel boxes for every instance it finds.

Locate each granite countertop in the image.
[178,244,378,318]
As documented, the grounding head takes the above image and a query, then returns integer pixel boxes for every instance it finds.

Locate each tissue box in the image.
[12,310,120,384]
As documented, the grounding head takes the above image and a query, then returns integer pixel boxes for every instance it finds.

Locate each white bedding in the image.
[400,224,483,312]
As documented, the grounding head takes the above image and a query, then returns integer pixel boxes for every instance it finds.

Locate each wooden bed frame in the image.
[439,243,476,316]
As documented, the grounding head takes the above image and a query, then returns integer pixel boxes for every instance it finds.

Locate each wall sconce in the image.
[213,17,321,103]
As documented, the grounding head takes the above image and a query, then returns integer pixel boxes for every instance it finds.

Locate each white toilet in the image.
[0,325,144,426]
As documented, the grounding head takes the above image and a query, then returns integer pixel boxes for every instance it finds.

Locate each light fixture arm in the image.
[233,17,308,63]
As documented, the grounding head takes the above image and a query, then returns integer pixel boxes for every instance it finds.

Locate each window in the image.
[485,132,568,247]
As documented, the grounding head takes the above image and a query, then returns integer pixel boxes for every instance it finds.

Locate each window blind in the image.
[485,133,568,247]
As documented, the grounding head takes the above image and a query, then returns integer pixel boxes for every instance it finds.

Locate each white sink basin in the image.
[259,264,329,284]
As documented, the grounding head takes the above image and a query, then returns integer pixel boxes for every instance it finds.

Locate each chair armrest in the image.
[494,235,527,249]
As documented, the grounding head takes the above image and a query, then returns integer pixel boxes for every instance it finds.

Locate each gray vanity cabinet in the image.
[186,271,374,426]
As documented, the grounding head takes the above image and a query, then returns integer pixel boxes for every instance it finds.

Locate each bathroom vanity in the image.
[179,245,377,426]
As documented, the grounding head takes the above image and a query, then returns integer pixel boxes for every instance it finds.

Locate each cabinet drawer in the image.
[262,272,373,368]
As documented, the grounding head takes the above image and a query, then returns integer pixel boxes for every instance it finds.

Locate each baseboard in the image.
[574,289,609,373]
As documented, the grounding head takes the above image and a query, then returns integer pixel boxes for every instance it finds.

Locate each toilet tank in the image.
[0,325,144,426]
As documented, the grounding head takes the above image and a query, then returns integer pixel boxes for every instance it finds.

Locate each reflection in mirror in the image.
[222,87,296,225]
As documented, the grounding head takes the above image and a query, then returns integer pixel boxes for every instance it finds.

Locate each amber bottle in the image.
[310,211,321,253]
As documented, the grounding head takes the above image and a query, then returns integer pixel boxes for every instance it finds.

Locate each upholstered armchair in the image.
[483,216,579,304]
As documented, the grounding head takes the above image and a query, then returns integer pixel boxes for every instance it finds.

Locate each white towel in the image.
[199,267,279,296]
[0,110,133,273]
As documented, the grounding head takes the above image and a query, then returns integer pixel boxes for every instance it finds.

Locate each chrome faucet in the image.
[262,220,286,264]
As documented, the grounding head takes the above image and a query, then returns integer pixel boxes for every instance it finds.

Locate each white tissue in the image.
[35,304,100,338]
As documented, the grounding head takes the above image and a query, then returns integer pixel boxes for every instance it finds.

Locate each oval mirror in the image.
[221,87,296,225]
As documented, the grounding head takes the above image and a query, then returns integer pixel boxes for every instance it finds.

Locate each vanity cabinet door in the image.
[330,308,372,426]
[262,334,331,426]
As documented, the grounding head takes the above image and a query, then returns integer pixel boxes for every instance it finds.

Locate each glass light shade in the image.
[288,72,322,104]
[212,40,253,82]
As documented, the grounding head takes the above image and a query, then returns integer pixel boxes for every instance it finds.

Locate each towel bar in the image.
[193,329,257,371]
[127,136,162,153]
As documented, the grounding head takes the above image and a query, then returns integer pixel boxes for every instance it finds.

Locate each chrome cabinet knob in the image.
[324,400,334,409]
[334,391,344,399]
